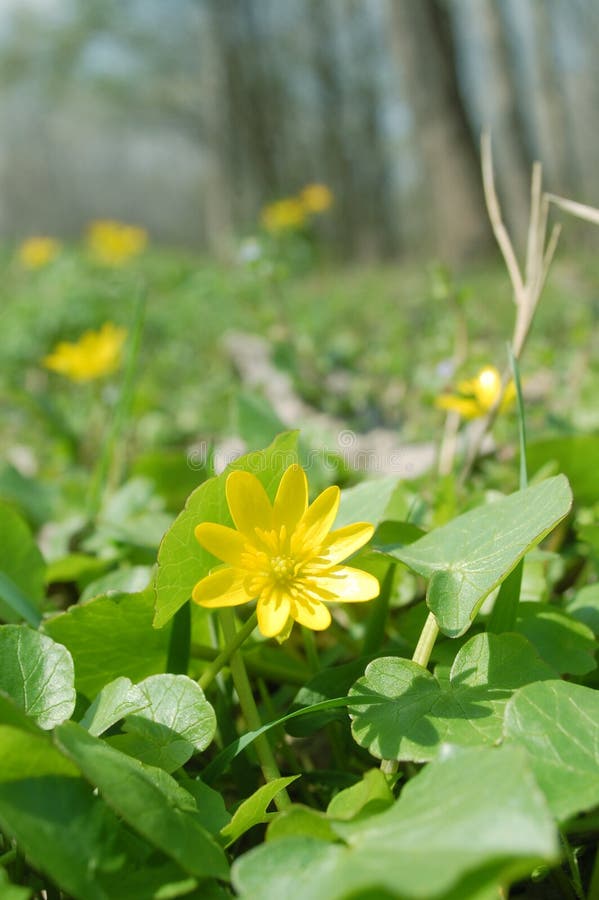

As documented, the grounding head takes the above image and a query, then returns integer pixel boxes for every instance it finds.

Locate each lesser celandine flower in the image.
[43,323,127,382]
[436,365,516,419]
[86,219,148,266]
[18,237,61,269]
[193,464,379,639]
[261,198,307,234]
[300,183,334,214]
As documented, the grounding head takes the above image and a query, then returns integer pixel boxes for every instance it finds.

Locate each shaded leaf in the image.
[515,602,597,675]
[0,502,44,626]
[349,633,555,762]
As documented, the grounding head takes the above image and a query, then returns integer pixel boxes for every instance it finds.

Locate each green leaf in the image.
[335,477,400,530]
[266,805,338,843]
[390,476,572,637]
[43,588,171,698]
[80,565,152,602]
[154,431,299,628]
[0,725,203,900]
[326,769,394,821]
[0,725,120,900]
[566,583,599,636]
[55,721,229,881]
[0,502,44,626]
[515,602,597,675]
[349,633,555,762]
[179,775,231,836]
[108,674,216,773]
[0,625,76,729]
[80,677,146,736]
[232,746,558,899]
[220,777,300,847]
[504,680,599,822]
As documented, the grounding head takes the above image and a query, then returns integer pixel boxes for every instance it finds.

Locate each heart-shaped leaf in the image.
[349,633,555,762]
[390,476,572,637]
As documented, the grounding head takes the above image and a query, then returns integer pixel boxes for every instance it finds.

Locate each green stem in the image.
[588,841,599,900]
[302,626,319,674]
[198,612,258,690]
[191,642,309,686]
[412,612,440,668]
[380,611,439,776]
[218,609,290,810]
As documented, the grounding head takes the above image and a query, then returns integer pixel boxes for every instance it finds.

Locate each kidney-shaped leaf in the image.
[390,476,572,637]
[154,432,298,628]
[504,680,599,822]
[349,633,555,762]
[0,625,75,729]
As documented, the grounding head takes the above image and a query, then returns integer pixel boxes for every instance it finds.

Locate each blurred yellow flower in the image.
[300,183,334,214]
[87,220,147,266]
[261,198,306,234]
[193,464,379,639]
[43,323,127,382]
[18,237,61,269]
[436,365,516,419]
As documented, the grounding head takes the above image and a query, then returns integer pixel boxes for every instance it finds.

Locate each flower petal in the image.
[435,394,481,419]
[273,464,308,532]
[292,596,332,631]
[313,566,380,602]
[294,485,340,553]
[226,470,273,536]
[257,592,291,638]
[192,567,251,608]
[320,523,374,564]
[194,522,247,566]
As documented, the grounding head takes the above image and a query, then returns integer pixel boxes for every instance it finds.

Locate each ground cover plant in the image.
[1,164,599,899]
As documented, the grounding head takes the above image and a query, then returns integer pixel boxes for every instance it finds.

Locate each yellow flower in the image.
[86,219,147,266]
[436,365,516,419]
[18,237,61,269]
[260,198,306,234]
[43,323,127,382]
[192,464,379,639]
[300,183,334,214]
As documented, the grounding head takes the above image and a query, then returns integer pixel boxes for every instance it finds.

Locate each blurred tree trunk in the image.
[387,0,490,260]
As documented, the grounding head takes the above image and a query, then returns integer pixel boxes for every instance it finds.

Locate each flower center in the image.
[269,554,296,584]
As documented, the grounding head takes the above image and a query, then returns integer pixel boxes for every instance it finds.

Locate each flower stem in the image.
[198,612,257,690]
[380,611,440,775]
[412,612,440,668]
[302,626,319,674]
[218,609,290,810]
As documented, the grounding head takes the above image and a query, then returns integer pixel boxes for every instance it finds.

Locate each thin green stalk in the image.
[219,609,290,810]
[198,612,258,690]
[87,284,146,520]
[560,833,584,900]
[412,612,440,668]
[302,626,319,674]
